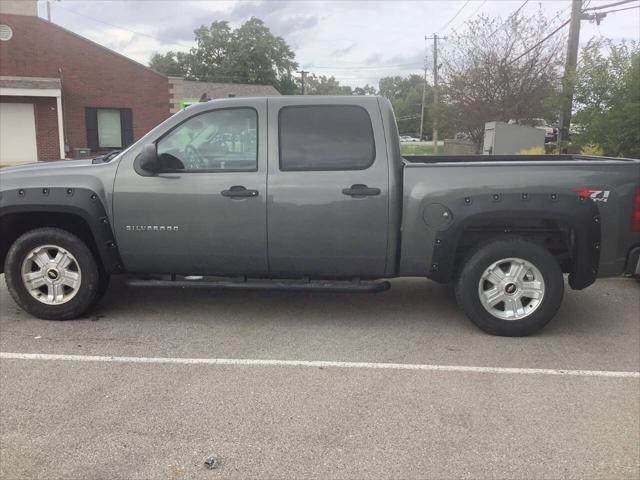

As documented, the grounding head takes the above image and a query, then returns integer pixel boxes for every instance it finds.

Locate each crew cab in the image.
[1,96,639,336]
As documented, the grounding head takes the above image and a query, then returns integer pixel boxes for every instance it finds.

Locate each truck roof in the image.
[177,95,386,121]
[184,95,383,110]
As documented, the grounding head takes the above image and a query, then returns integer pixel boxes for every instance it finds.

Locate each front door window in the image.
[157,108,257,172]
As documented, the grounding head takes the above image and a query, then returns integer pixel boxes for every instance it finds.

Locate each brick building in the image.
[168,77,280,114]
[0,0,169,165]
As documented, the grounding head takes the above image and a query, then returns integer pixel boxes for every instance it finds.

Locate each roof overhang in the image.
[0,76,62,97]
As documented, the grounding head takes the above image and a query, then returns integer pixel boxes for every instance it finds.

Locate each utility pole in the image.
[419,53,428,141]
[46,0,59,22]
[426,34,445,154]
[557,0,582,152]
[299,70,309,95]
[432,34,439,154]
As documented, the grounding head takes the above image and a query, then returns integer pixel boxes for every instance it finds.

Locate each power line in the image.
[580,4,640,25]
[486,0,530,38]
[468,0,488,17]
[594,4,640,14]
[438,0,471,33]
[54,4,193,50]
[551,4,574,25]
[510,0,531,18]
[451,0,488,31]
[304,63,422,70]
[507,18,571,65]
[583,0,638,10]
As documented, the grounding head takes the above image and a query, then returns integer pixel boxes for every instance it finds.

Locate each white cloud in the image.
[40,0,640,87]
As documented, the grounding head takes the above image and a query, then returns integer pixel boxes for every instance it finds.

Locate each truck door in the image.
[113,99,268,275]
[267,97,389,278]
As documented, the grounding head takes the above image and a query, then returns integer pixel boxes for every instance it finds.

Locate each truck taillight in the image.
[633,187,640,232]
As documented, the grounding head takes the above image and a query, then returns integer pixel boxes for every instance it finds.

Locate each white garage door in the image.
[0,102,38,165]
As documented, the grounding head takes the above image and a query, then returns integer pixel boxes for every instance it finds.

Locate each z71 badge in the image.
[575,189,611,202]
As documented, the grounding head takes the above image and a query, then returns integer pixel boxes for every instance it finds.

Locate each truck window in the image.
[279,105,375,171]
[157,108,257,172]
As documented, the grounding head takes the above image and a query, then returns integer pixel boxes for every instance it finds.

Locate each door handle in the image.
[221,185,259,198]
[342,184,381,197]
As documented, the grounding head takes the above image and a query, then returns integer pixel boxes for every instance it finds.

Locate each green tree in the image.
[442,10,564,146]
[149,51,188,76]
[377,75,456,140]
[302,74,353,95]
[379,74,433,138]
[149,17,298,94]
[573,39,640,158]
[353,84,377,96]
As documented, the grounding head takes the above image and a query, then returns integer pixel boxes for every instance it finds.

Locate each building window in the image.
[97,109,122,148]
[85,107,133,151]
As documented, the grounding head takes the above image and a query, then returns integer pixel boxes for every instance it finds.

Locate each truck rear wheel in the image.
[455,237,564,336]
[4,228,102,320]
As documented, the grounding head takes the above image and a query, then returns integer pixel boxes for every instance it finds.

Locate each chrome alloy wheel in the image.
[20,245,82,305]
[478,257,545,320]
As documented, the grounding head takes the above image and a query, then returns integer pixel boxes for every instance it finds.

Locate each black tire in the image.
[4,228,103,320]
[89,271,111,309]
[455,237,564,336]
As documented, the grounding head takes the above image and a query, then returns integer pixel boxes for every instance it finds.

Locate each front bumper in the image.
[625,246,640,276]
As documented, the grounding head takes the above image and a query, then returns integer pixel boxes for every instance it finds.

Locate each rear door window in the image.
[279,105,375,171]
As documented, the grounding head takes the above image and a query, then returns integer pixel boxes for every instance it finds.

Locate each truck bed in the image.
[399,154,640,279]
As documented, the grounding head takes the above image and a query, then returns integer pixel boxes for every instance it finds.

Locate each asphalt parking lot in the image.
[1,276,639,479]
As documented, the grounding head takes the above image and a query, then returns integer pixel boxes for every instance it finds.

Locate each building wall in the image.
[0,0,37,16]
[0,95,60,160]
[168,77,282,114]
[0,13,169,153]
[168,76,185,114]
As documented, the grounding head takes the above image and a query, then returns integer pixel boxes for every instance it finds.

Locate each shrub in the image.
[519,146,546,155]
[580,143,604,156]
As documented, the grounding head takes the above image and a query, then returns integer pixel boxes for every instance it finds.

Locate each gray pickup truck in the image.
[1,96,639,336]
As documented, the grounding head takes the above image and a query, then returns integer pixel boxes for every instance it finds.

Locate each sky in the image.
[39,0,640,87]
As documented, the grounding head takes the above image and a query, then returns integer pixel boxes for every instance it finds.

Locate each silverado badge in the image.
[125,225,180,231]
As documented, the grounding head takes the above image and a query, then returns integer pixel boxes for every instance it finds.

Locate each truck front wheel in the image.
[455,237,564,336]
[4,228,102,320]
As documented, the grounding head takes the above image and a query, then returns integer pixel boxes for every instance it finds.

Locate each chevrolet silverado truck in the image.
[1,96,639,336]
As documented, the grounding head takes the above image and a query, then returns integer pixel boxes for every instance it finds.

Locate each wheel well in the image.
[0,212,103,274]
[454,219,573,276]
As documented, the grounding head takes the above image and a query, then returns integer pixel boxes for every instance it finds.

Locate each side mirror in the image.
[134,144,158,176]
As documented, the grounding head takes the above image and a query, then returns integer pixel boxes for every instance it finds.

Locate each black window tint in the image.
[279,105,375,171]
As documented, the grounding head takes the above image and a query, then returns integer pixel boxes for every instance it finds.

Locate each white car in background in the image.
[399,135,420,142]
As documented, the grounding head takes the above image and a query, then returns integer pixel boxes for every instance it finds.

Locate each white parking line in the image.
[1,352,639,378]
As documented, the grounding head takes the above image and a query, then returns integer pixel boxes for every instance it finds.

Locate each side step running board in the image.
[126,277,391,294]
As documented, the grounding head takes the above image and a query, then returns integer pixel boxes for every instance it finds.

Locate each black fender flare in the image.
[0,187,124,274]
[427,192,601,290]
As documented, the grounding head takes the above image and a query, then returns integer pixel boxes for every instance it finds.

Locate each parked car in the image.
[400,135,420,142]
[1,96,639,336]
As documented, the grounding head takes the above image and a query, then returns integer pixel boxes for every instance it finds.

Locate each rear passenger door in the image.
[267,97,389,278]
